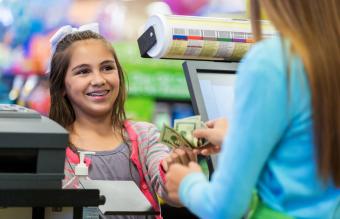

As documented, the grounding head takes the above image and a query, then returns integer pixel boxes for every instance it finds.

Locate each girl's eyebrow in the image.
[71,60,115,72]
[100,60,116,65]
[71,64,90,72]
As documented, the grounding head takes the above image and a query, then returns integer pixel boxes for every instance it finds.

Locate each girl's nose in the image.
[90,72,106,86]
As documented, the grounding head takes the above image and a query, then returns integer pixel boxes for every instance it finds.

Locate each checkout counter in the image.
[0,104,156,219]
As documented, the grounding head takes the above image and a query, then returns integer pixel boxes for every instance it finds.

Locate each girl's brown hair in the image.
[251,0,340,186]
[49,30,127,132]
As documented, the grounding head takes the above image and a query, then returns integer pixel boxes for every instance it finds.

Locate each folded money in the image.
[160,115,208,149]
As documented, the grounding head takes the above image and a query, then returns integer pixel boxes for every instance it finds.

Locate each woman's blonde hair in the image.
[251,0,340,186]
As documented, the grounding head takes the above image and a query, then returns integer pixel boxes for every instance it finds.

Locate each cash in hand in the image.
[160,115,208,149]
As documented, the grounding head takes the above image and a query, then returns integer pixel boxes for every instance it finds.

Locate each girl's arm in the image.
[142,123,183,206]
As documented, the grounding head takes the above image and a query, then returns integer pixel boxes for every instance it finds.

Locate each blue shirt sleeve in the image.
[179,38,290,219]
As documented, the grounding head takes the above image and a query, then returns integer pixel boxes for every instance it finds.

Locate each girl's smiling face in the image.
[64,39,120,119]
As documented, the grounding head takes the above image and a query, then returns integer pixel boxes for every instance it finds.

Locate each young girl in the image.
[48,23,196,219]
[166,0,340,218]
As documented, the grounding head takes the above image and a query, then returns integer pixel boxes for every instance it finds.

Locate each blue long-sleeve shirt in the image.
[179,37,340,219]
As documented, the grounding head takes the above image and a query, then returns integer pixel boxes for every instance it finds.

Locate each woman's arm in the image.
[176,39,290,218]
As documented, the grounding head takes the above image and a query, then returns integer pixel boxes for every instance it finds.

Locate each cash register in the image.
[0,104,156,219]
[0,104,67,189]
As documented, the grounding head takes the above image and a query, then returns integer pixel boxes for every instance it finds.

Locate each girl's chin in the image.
[86,106,113,116]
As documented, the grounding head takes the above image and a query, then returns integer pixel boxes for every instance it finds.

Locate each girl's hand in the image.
[165,162,202,202]
[193,118,228,156]
[161,148,198,172]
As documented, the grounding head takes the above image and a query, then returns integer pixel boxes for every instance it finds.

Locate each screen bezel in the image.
[183,61,238,121]
[183,60,238,176]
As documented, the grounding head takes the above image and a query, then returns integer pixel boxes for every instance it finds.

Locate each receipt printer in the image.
[0,104,68,189]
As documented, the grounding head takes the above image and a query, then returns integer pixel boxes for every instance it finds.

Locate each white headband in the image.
[47,23,100,73]
[50,22,100,55]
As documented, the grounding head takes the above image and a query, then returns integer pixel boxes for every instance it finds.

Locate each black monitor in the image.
[183,61,238,171]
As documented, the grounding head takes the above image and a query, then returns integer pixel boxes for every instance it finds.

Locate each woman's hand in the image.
[161,148,198,172]
[193,118,228,156]
[165,162,202,202]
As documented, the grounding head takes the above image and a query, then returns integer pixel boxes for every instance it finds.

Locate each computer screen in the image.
[183,61,237,121]
[183,61,238,171]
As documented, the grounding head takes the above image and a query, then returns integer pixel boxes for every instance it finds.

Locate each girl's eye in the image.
[102,65,115,72]
[76,68,90,75]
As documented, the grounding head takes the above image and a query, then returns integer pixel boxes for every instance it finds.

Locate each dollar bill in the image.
[160,115,209,149]
[160,124,193,149]
[174,115,201,147]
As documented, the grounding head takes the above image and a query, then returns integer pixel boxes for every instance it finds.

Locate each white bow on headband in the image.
[50,22,100,55]
[46,23,99,74]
